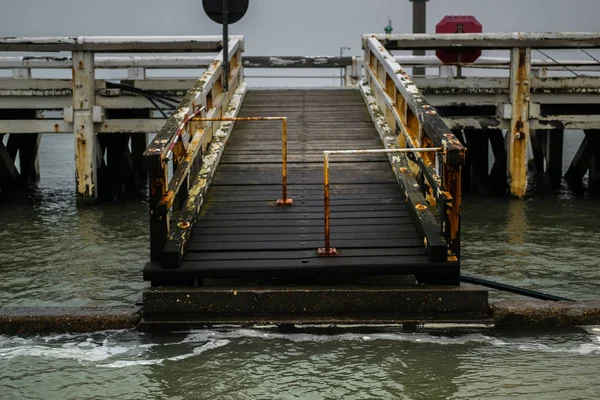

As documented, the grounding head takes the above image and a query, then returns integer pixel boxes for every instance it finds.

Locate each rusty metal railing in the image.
[191,116,292,206]
[318,147,442,256]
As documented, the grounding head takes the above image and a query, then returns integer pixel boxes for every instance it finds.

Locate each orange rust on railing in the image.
[317,147,442,257]
[192,116,293,206]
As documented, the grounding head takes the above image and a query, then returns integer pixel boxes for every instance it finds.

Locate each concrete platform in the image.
[139,284,493,331]
[0,306,141,335]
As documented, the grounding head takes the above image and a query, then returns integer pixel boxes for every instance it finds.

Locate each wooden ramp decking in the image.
[144,89,458,284]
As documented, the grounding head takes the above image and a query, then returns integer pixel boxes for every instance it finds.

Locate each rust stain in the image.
[443,166,462,260]
[510,48,530,198]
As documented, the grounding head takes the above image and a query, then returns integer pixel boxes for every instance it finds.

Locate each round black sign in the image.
[203,0,249,24]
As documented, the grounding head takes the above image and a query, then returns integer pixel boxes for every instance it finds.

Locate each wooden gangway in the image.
[140,34,466,304]
[144,88,458,285]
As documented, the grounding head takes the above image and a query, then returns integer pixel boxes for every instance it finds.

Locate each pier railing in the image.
[0,35,238,203]
[143,38,245,264]
[368,32,600,198]
[362,36,465,262]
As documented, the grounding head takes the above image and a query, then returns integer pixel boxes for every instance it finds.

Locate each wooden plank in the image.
[204,198,404,207]
[204,193,402,202]
[212,171,396,185]
[199,210,410,221]
[243,56,353,68]
[186,238,423,252]
[190,230,420,243]
[193,224,416,235]
[214,161,390,170]
[145,259,457,281]
[201,204,407,214]
[184,247,426,261]
[207,182,400,192]
[196,217,413,228]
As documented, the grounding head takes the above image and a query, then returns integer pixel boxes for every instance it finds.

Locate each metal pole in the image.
[317,147,441,256]
[222,0,229,92]
[410,0,428,76]
[277,117,293,206]
[317,152,336,256]
[191,116,293,206]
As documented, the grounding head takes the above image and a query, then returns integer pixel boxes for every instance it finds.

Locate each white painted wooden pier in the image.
[1,33,600,202]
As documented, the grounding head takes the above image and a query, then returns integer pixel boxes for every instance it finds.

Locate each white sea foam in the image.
[180,329,500,346]
[0,342,131,362]
[98,339,231,368]
[166,339,231,362]
[2,327,600,366]
[101,359,164,368]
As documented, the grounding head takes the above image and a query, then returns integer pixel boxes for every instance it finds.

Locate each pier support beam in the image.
[72,51,99,205]
[131,133,148,182]
[464,129,489,194]
[0,135,20,193]
[565,135,591,187]
[565,130,600,191]
[585,129,600,192]
[11,133,41,184]
[488,129,507,194]
[544,129,564,183]
[507,48,531,198]
[529,130,545,175]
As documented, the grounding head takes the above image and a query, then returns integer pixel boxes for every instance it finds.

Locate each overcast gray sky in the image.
[1,0,599,57]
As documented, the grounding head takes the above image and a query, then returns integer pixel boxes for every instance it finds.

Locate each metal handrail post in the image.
[192,116,293,206]
[317,147,442,256]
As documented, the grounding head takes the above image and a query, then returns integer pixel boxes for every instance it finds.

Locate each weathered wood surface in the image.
[144,89,456,284]
[368,32,600,50]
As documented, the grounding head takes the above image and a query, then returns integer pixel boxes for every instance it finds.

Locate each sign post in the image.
[202,0,249,92]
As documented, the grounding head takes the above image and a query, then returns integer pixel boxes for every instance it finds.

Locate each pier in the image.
[2,32,600,329]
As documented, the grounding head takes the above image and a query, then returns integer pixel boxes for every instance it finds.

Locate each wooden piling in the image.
[0,135,20,191]
[565,136,591,186]
[529,130,545,175]
[131,133,148,182]
[545,129,564,182]
[72,51,99,205]
[121,135,137,193]
[464,129,489,194]
[454,129,471,192]
[507,48,531,198]
[585,129,600,192]
[105,134,129,200]
[10,133,41,184]
[488,129,507,194]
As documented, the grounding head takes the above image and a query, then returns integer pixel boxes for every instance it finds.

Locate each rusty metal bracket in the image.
[192,116,292,206]
[319,147,442,257]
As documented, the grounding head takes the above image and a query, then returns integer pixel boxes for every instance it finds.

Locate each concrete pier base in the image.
[0,306,141,335]
[491,300,600,328]
[2,300,600,335]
